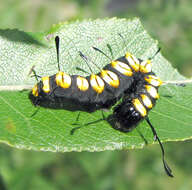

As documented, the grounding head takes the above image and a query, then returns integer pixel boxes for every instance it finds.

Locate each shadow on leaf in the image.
[0,29,46,46]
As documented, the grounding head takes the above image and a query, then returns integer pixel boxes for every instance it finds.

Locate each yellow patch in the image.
[42,76,50,93]
[111,61,133,76]
[140,60,152,73]
[90,74,105,93]
[32,84,38,97]
[145,75,163,87]
[6,119,16,134]
[100,70,119,88]
[145,85,159,99]
[141,94,153,109]
[76,76,89,91]
[133,98,147,117]
[55,71,71,88]
[125,52,140,72]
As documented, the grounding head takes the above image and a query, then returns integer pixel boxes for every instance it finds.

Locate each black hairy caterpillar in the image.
[29,35,173,177]
[29,36,155,112]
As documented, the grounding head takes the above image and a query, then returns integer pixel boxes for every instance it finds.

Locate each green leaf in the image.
[0,18,192,152]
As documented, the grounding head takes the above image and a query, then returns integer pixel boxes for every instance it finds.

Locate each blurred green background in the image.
[0,0,192,189]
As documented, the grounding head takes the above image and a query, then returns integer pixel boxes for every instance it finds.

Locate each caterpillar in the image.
[29,35,173,177]
[29,36,153,112]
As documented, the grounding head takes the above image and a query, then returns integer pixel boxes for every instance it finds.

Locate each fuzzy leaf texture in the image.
[0,18,192,152]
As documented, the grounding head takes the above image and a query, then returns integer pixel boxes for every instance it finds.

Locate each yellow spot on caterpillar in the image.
[133,98,147,117]
[90,74,105,93]
[145,75,163,87]
[42,76,50,93]
[145,85,159,99]
[141,94,153,109]
[140,60,152,73]
[125,52,140,72]
[76,76,89,91]
[111,61,133,76]
[100,70,119,88]
[56,71,71,88]
[32,84,38,97]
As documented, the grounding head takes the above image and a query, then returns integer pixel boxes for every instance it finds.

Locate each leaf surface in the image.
[0,18,192,152]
